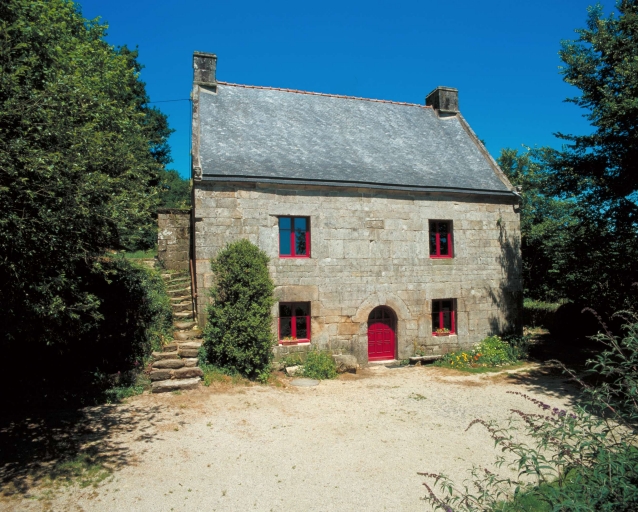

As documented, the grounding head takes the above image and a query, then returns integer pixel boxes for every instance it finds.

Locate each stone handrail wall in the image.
[158,209,191,271]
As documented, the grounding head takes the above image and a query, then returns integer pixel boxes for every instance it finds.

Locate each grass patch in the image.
[201,364,250,387]
[121,248,158,259]
[44,452,111,490]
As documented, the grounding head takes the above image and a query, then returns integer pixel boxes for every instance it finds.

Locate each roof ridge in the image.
[216,81,431,109]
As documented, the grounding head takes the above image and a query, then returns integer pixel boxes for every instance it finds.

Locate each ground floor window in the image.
[279,302,310,343]
[432,299,455,335]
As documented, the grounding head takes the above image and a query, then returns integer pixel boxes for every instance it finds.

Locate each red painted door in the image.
[367,307,396,361]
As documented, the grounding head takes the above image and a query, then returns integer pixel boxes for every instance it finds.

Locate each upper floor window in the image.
[429,220,453,258]
[279,302,310,343]
[279,217,310,258]
[432,299,456,335]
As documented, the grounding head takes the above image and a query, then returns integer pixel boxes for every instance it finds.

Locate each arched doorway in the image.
[367,306,396,361]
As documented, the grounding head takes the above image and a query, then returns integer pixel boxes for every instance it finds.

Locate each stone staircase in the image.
[150,270,204,393]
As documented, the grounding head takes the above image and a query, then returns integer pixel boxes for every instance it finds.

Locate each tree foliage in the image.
[0,0,172,347]
[498,149,577,302]
[203,240,276,379]
[538,0,638,311]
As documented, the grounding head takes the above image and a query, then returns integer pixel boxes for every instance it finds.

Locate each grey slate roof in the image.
[197,83,514,196]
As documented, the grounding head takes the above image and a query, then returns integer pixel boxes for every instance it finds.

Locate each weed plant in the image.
[301,350,338,380]
[420,311,638,511]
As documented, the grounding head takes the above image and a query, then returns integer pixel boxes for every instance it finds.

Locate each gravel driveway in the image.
[1,364,577,512]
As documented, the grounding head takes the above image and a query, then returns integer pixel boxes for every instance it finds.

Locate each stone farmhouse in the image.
[187,51,522,364]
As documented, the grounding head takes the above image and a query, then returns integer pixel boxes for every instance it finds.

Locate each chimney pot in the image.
[193,51,217,85]
[426,86,459,114]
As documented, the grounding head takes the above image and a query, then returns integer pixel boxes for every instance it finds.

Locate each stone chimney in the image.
[193,51,217,86]
[426,86,459,114]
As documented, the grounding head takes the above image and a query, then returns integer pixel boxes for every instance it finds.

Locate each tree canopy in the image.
[0,0,172,346]
[507,1,638,312]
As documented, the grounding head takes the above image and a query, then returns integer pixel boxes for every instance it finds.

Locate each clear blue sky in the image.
[80,0,616,179]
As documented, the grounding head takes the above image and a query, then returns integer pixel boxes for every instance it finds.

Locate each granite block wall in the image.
[158,209,191,271]
[193,182,522,363]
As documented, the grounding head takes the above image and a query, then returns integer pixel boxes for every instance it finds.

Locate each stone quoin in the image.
[189,52,522,364]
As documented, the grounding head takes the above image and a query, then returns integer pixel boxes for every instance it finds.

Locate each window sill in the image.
[429,256,453,259]
[278,340,311,346]
[279,255,311,259]
[432,333,457,337]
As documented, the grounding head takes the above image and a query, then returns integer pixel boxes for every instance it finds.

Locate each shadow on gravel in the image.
[0,402,169,498]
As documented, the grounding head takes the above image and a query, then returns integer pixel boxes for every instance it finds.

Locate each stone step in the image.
[177,341,202,350]
[174,320,196,330]
[174,330,202,341]
[162,272,190,280]
[162,342,178,352]
[150,367,203,382]
[174,311,195,319]
[165,277,190,287]
[153,358,185,369]
[172,302,192,313]
[167,288,191,298]
[171,295,192,303]
[178,347,199,358]
[152,350,179,360]
[151,377,201,393]
[167,284,191,293]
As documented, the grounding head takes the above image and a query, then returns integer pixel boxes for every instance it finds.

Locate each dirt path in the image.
[0,364,578,512]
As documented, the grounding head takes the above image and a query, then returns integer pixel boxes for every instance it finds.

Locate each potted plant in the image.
[434,327,451,336]
[280,336,298,345]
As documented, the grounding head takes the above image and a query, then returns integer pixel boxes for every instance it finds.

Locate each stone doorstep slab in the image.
[151,377,200,393]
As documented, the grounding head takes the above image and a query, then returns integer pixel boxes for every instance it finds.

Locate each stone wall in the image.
[158,209,191,271]
[193,182,522,363]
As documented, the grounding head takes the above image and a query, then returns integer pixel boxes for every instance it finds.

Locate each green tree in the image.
[159,169,191,209]
[539,0,638,311]
[0,1,171,347]
[498,148,577,301]
[203,240,275,379]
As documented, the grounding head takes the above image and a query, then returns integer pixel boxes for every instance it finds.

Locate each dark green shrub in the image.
[522,299,562,329]
[0,258,173,406]
[202,240,275,379]
[302,350,338,380]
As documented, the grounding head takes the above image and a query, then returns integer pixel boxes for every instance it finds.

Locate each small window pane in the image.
[294,217,307,230]
[279,217,291,230]
[442,300,452,311]
[438,222,448,235]
[439,234,449,255]
[433,312,441,330]
[280,317,292,338]
[294,303,309,316]
[296,316,308,339]
[280,304,292,317]
[442,311,452,331]
[280,228,291,255]
[294,218,307,256]
[432,301,441,314]
[429,233,438,255]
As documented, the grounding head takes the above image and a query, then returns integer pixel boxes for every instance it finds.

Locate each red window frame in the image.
[278,302,311,344]
[432,299,456,335]
[278,216,311,258]
[429,220,453,258]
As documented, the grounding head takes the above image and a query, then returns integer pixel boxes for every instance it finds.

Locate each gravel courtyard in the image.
[1,364,578,512]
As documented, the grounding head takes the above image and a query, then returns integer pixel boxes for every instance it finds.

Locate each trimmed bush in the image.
[203,240,275,379]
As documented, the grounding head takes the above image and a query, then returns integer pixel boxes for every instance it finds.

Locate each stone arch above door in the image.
[353,291,411,324]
